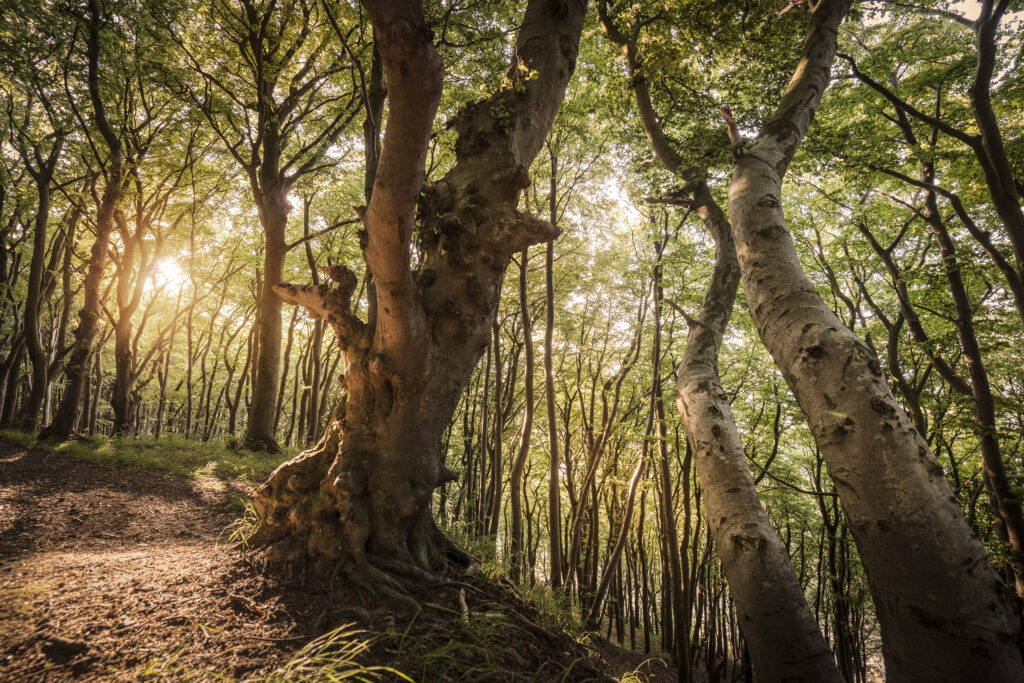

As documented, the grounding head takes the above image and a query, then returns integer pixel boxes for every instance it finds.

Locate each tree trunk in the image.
[43,189,118,441]
[110,310,133,435]
[41,0,123,441]
[728,0,1024,678]
[509,249,535,583]
[969,4,1024,276]
[0,338,25,428]
[252,0,585,591]
[17,140,62,432]
[244,190,289,452]
[652,248,690,682]
[545,159,564,588]
[487,320,504,538]
[274,307,300,436]
[675,184,841,682]
[585,416,645,629]
[920,178,1024,596]
[87,346,102,436]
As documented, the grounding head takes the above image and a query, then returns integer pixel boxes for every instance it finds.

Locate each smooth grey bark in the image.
[727,0,1024,679]
[675,185,842,683]
[598,5,838,678]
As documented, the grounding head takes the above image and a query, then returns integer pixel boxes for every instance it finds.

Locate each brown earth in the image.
[0,439,677,681]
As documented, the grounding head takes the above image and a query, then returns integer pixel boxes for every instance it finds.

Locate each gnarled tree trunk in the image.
[251,0,586,586]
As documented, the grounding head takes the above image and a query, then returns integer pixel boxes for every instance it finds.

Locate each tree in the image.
[250,0,586,589]
[727,0,1024,678]
[8,89,66,432]
[168,0,363,452]
[598,2,840,676]
[44,0,137,441]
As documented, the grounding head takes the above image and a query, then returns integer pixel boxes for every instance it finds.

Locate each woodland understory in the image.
[2,0,1024,681]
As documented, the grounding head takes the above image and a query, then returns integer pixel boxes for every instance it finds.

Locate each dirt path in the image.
[0,440,677,682]
[0,441,313,681]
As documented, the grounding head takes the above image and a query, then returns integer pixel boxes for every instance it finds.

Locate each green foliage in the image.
[2,0,1023,677]
[220,499,264,549]
[388,609,589,682]
[141,624,406,682]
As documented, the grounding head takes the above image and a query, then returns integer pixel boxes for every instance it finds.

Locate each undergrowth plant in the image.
[437,518,586,640]
[256,623,409,682]
[389,612,525,681]
[220,500,263,549]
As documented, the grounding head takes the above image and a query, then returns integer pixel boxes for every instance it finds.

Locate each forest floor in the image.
[0,438,679,682]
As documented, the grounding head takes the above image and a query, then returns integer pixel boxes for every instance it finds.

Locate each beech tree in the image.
[44,0,141,440]
[250,0,587,585]
[168,0,363,451]
[597,2,842,678]
[8,90,66,432]
[726,0,1024,678]
[3,1,1024,679]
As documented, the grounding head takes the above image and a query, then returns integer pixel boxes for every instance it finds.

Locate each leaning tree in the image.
[250,0,587,589]
[725,0,1024,679]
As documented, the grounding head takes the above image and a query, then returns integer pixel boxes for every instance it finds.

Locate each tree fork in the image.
[249,0,586,598]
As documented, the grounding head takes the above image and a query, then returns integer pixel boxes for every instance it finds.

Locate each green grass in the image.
[257,623,410,682]
[0,429,293,504]
[141,623,410,682]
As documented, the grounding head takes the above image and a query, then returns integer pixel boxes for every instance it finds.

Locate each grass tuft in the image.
[256,623,410,682]
[220,499,263,549]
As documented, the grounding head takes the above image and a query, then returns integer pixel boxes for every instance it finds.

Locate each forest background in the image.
[0,0,1022,681]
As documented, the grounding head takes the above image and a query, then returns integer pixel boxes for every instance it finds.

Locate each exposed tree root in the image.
[367,554,481,594]
[432,527,480,575]
[347,562,422,618]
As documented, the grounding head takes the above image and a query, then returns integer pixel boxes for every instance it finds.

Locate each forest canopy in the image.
[1,0,1023,680]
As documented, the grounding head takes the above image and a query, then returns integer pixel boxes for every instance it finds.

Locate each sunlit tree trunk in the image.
[43,0,125,441]
[245,184,290,451]
[252,0,586,588]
